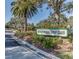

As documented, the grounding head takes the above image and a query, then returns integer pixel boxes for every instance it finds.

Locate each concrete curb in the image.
[14,37,60,59]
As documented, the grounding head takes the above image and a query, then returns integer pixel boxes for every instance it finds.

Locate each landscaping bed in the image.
[14,30,73,59]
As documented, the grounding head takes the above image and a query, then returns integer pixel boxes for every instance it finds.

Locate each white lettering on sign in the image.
[37,29,67,37]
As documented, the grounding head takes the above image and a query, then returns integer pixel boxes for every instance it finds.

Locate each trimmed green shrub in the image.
[15,30,25,38]
[24,31,34,36]
[67,33,73,43]
[32,33,59,48]
[42,37,53,48]
[32,34,45,43]
[15,30,34,38]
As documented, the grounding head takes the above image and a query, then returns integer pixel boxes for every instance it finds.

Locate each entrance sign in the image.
[37,29,67,37]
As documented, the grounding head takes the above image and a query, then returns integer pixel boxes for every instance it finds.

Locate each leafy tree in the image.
[5,18,16,29]
[5,22,12,28]
[27,23,36,31]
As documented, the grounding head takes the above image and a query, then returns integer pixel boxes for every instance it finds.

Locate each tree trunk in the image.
[23,16,27,32]
[58,13,60,28]
[55,13,60,28]
[24,20,26,32]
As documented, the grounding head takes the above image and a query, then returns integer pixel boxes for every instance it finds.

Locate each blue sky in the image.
[5,0,12,23]
[5,0,72,24]
[5,0,52,24]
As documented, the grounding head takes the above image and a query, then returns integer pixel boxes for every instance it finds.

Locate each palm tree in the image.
[35,0,73,28]
[11,0,38,31]
[47,0,73,28]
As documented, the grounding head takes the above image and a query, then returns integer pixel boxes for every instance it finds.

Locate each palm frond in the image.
[60,2,73,13]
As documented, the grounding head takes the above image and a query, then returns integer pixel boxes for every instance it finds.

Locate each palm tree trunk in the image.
[25,18,27,31]
[58,13,60,28]
[56,12,60,28]
[24,18,26,32]
[55,13,60,28]
[24,22,26,32]
[23,16,27,32]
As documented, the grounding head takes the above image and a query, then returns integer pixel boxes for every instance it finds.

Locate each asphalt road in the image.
[5,30,47,59]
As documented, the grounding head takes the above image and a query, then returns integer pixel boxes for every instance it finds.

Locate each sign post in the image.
[37,29,67,37]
